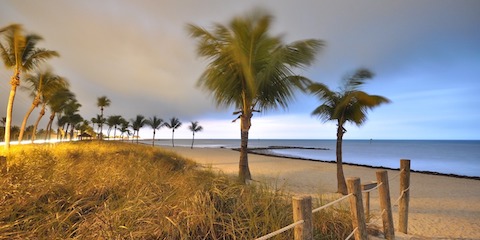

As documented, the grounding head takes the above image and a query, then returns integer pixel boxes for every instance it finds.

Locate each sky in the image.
[1,0,479,140]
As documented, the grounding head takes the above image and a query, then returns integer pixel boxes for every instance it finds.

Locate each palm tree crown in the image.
[188,10,323,182]
[309,68,390,194]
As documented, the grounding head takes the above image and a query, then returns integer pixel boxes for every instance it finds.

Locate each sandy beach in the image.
[161,146,480,239]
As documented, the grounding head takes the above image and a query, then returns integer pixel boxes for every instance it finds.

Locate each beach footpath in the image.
[162,146,480,239]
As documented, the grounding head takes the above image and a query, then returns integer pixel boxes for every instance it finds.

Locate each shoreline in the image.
[236,147,480,181]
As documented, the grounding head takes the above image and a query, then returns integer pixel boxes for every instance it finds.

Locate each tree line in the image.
[0,25,202,149]
[2,8,390,195]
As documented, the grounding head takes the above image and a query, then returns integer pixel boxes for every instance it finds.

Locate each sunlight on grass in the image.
[0,141,352,239]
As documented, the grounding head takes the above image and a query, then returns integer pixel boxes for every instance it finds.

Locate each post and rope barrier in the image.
[254,159,411,240]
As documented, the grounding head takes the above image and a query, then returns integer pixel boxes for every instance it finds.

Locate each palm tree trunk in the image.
[31,104,46,143]
[4,72,20,151]
[18,99,39,143]
[336,123,348,195]
[239,113,252,183]
[191,132,195,149]
[171,130,175,147]
[152,130,156,146]
[45,112,55,141]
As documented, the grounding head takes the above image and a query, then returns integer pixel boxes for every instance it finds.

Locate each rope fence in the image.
[254,159,411,240]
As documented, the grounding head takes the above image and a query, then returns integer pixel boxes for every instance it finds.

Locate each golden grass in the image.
[0,141,352,239]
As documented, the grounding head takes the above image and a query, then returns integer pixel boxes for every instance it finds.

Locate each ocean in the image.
[143,139,480,178]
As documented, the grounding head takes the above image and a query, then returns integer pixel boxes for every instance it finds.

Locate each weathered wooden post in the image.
[292,195,313,240]
[361,182,377,220]
[376,170,395,239]
[399,159,411,234]
[347,177,368,240]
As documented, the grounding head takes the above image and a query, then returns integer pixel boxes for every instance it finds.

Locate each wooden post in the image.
[376,171,395,240]
[361,182,377,220]
[399,159,411,234]
[292,195,313,240]
[347,177,368,240]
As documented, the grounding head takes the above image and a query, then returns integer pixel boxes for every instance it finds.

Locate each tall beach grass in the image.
[0,141,353,239]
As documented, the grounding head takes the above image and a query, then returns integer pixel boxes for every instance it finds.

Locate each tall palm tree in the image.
[309,68,390,194]
[0,24,59,150]
[188,10,323,183]
[145,116,164,146]
[96,96,110,139]
[164,117,182,147]
[130,115,146,144]
[189,121,203,149]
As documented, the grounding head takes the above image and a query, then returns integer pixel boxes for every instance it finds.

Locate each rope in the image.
[389,168,404,181]
[312,193,353,213]
[393,186,410,206]
[362,182,382,193]
[344,227,358,240]
[254,220,304,240]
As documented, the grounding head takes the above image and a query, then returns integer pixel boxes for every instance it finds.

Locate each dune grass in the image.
[0,141,352,239]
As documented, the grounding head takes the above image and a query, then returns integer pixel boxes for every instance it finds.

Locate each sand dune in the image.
[162,146,480,239]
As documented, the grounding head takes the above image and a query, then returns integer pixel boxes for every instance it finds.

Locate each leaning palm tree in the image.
[164,117,182,147]
[30,75,68,143]
[0,24,59,150]
[145,116,164,146]
[130,115,146,144]
[189,121,203,149]
[18,68,55,142]
[188,10,323,183]
[309,68,391,194]
[96,96,111,139]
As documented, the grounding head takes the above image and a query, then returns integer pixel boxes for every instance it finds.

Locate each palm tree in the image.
[119,119,130,141]
[96,96,111,139]
[19,68,67,143]
[130,115,146,144]
[145,116,164,146]
[189,121,203,149]
[309,68,390,194]
[188,10,323,183]
[45,87,74,141]
[0,24,59,150]
[106,115,123,139]
[164,117,182,147]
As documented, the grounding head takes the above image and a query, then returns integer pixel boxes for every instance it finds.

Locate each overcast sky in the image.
[1,0,479,140]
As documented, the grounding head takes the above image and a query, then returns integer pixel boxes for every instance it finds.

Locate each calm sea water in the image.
[145,139,480,178]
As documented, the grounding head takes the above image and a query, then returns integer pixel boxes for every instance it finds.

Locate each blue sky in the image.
[1,0,479,140]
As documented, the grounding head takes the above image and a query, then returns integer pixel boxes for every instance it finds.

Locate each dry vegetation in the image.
[0,141,352,239]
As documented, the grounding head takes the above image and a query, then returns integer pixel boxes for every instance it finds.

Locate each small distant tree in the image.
[309,68,391,194]
[131,115,146,144]
[189,121,203,149]
[96,96,110,139]
[145,116,164,146]
[165,117,182,147]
